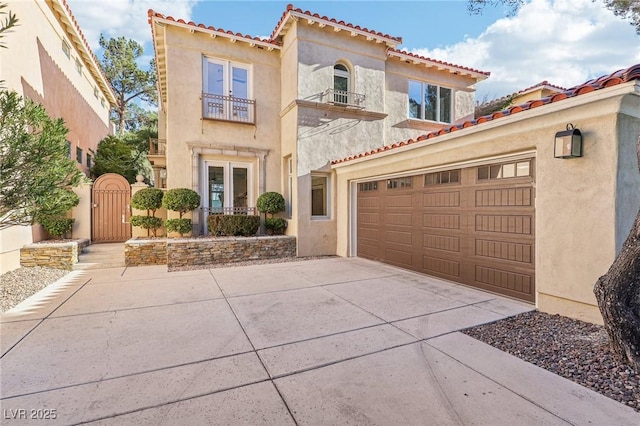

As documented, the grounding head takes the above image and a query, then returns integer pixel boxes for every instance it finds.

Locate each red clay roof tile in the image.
[387,48,490,78]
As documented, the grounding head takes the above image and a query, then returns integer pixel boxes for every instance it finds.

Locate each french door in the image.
[204,161,253,214]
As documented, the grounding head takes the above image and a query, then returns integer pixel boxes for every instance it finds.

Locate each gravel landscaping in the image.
[463,310,640,412]
[2,265,638,413]
[1,266,69,313]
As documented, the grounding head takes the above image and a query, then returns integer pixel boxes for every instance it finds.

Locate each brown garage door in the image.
[357,159,535,302]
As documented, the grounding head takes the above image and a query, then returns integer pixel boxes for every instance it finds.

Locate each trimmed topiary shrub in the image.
[162,188,200,218]
[130,188,164,236]
[256,192,285,217]
[265,217,287,235]
[165,218,193,236]
[40,216,75,239]
[208,215,260,237]
[162,188,200,237]
[130,216,163,235]
[131,188,164,214]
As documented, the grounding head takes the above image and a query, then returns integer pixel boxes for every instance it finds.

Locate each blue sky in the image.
[67,0,640,100]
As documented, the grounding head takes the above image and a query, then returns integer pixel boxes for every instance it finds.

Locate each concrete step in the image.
[73,261,125,270]
[74,243,125,270]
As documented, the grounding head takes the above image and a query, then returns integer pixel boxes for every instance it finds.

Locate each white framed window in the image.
[94,87,99,99]
[75,58,82,75]
[62,39,71,59]
[202,57,252,121]
[333,63,350,104]
[408,80,452,123]
[203,160,254,214]
[311,174,330,219]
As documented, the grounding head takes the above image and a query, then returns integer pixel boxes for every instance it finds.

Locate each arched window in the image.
[333,63,350,104]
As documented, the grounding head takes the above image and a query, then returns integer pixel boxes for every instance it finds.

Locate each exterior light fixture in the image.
[554,123,582,158]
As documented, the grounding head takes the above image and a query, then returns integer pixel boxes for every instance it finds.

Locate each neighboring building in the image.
[0,0,116,273]
[475,80,566,118]
[332,65,640,323]
[148,4,488,256]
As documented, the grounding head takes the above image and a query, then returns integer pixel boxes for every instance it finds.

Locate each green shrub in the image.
[130,215,163,236]
[165,218,192,236]
[256,192,285,217]
[265,217,287,235]
[40,216,74,238]
[162,188,200,218]
[131,188,164,214]
[208,214,260,237]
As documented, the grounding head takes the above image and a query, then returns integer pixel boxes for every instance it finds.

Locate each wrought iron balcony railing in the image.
[323,88,366,109]
[202,93,256,124]
[149,138,166,155]
[207,206,257,216]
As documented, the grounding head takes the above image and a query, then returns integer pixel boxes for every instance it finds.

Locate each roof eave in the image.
[387,50,490,81]
[46,0,117,107]
[151,16,281,51]
[272,10,402,48]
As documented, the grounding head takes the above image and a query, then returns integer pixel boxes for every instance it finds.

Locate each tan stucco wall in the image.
[281,20,482,256]
[333,83,640,323]
[160,25,282,223]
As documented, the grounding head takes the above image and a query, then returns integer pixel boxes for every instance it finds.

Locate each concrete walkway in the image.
[1,258,637,425]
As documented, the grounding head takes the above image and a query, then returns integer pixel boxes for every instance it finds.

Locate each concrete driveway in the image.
[1,257,636,425]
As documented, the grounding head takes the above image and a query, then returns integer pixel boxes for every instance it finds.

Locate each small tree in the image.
[0,90,83,229]
[162,188,200,237]
[130,188,163,237]
[256,192,287,235]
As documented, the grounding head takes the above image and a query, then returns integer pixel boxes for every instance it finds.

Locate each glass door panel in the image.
[205,61,225,119]
[231,66,249,120]
[232,167,248,213]
[208,166,224,213]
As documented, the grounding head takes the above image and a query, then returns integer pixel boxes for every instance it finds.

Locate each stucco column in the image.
[71,181,93,241]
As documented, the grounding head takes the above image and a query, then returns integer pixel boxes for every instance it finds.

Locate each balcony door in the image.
[204,161,253,214]
[203,57,251,121]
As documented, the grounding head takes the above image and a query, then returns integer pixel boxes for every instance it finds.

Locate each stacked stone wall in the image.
[20,239,90,270]
[124,237,297,268]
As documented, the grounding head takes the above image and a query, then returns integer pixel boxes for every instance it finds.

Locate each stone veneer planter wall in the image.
[125,236,297,268]
[20,239,90,270]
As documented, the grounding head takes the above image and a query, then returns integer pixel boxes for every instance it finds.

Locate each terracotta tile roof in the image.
[271,4,402,46]
[147,10,281,49]
[387,49,490,80]
[332,64,640,165]
[47,0,116,106]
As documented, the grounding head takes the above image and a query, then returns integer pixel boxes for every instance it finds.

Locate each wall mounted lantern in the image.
[554,123,582,158]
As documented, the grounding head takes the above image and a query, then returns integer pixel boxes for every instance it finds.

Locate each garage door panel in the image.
[475,187,532,207]
[475,239,533,264]
[422,255,461,278]
[475,265,534,302]
[386,230,413,245]
[385,248,413,267]
[423,213,460,229]
[385,213,413,227]
[475,214,532,235]
[423,234,460,252]
[386,193,413,208]
[423,191,460,207]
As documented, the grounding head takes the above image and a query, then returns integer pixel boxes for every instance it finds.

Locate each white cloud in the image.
[65,0,197,50]
[409,0,640,101]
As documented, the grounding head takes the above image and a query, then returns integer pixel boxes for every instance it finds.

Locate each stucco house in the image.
[0,0,116,273]
[147,4,488,257]
[149,4,639,323]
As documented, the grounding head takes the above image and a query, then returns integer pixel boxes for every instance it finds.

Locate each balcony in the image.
[202,93,255,124]
[322,88,366,109]
[149,138,166,155]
